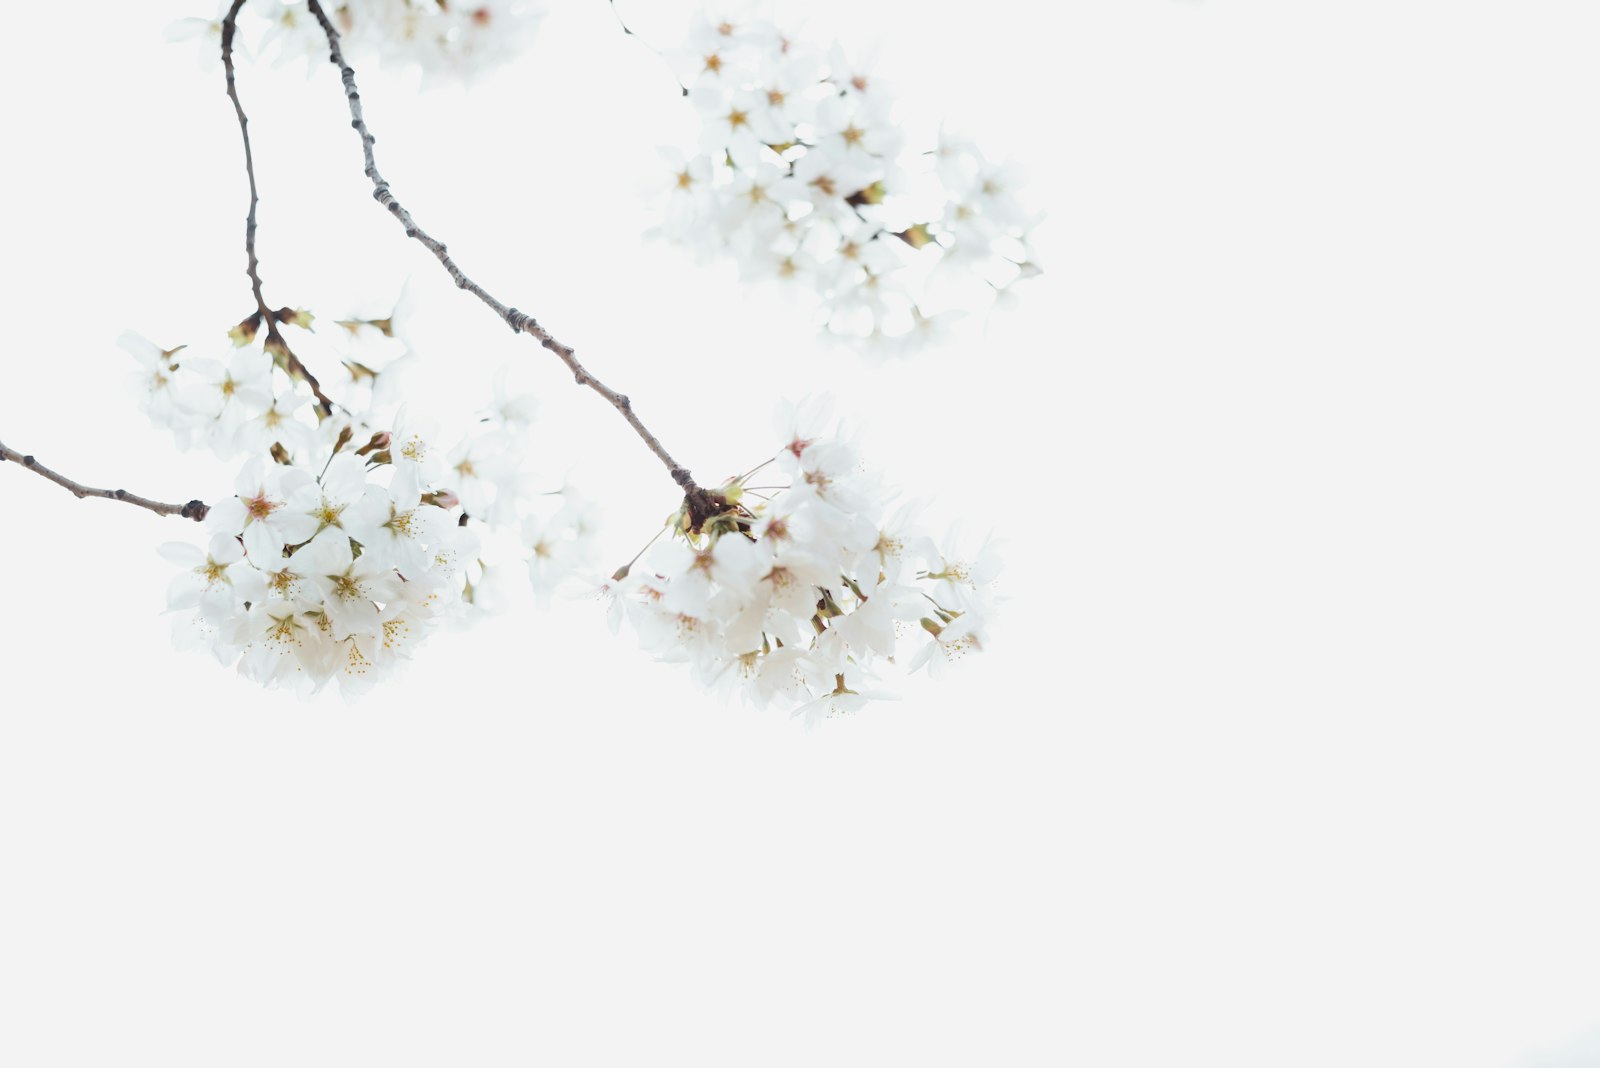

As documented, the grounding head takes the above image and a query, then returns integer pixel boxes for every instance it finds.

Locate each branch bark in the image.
[301,0,722,524]
[0,440,208,521]
[221,0,337,417]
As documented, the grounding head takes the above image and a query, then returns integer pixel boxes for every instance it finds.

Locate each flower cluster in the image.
[602,398,1000,723]
[171,0,545,84]
[121,328,315,460]
[134,303,596,694]
[163,437,475,694]
[651,8,1041,358]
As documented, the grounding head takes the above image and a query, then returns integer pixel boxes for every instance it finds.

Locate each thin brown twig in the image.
[302,0,723,525]
[607,0,688,96]
[0,440,208,522]
[221,0,337,417]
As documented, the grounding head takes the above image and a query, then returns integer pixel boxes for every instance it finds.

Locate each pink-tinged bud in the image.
[355,431,389,457]
[433,489,461,509]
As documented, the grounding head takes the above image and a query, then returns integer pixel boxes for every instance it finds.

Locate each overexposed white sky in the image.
[3,1,1600,1065]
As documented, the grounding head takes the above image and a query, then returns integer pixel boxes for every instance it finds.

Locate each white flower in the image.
[254,0,324,74]
[909,609,989,680]
[824,40,886,100]
[290,453,387,543]
[253,537,326,610]
[208,458,320,563]
[792,148,873,222]
[814,217,906,293]
[295,528,402,640]
[811,93,900,164]
[164,1,233,70]
[179,349,274,423]
[445,429,519,519]
[120,331,186,433]
[485,367,538,431]
[749,51,824,130]
[725,161,801,230]
[235,391,316,458]
[429,522,481,586]
[649,148,719,246]
[389,408,446,503]
[235,600,331,689]
[159,533,258,618]
[831,578,921,659]
[364,484,450,578]
[524,509,591,606]
[918,528,1004,611]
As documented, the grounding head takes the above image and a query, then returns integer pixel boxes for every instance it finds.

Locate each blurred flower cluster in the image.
[602,397,1001,723]
[171,0,545,84]
[127,301,595,695]
[650,5,1041,358]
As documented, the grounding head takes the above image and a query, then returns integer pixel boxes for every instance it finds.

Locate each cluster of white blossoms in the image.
[110,2,1008,711]
[651,7,1041,358]
[162,436,476,695]
[130,306,595,694]
[601,398,1001,723]
[121,326,315,461]
[170,0,545,84]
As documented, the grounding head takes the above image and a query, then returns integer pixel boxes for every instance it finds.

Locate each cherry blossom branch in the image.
[221,0,336,417]
[0,440,208,521]
[301,0,723,523]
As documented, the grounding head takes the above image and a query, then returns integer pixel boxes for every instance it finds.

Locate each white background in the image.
[2,1,1599,1065]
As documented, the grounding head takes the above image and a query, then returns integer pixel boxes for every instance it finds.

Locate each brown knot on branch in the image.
[682,485,731,535]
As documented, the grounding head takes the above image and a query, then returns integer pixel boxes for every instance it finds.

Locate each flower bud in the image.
[229,316,260,346]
